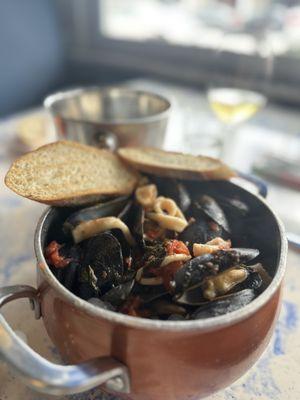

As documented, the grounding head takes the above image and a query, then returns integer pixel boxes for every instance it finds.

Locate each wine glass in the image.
[207,31,273,163]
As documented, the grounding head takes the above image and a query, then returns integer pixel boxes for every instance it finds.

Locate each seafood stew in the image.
[43,178,279,321]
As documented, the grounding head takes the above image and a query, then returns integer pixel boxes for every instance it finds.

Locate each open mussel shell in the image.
[150,176,191,212]
[191,289,256,319]
[101,279,135,307]
[173,254,215,294]
[194,195,230,233]
[81,232,124,293]
[63,196,129,234]
[175,265,249,305]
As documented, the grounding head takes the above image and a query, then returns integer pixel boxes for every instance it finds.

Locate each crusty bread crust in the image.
[5,141,139,206]
[118,147,236,180]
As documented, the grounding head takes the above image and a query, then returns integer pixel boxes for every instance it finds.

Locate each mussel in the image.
[179,219,224,248]
[149,299,187,317]
[173,254,215,294]
[150,177,191,212]
[191,289,256,319]
[47,172,272,321]
[133,284,168,304]
[80,232,124,295]
[48,243,81,293]
[132,204,146,247]
[246,263,272,289]
[101,280,135,307]
[175,265,249,305]
[216,196,250,218]
[194,195,230,233]
[179,196,230,247]
[239,270,262,291]
[63,196,129,236]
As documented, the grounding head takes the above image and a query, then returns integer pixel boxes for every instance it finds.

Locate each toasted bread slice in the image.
[5,141,139,206]
[118,147,236,181]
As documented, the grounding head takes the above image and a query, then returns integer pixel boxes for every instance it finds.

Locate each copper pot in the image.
[0,181,287,400]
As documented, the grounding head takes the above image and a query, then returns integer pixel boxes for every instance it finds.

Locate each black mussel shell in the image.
[52,244,81,293]
[63,196,129,234]
[81,232,124,293]
[133,284,168,304]
[217,196,249,217]
[247,263,272,289]
[78,281,96,300]
[215,196,250,247]
[191,289,256,319]
[179,218,225,247]
[132,204,146,248]
[110,228,132,260]
[174,285,204,306]
[173,254,215,294]
[215,248,259,270]
[176,264,250,305]
[101,280,134,307]
[194,195,230,233]
[118,200,134,224]
[53,268,65,283]
[61,262,80,292]
[237,263,273,292]
[151,177,191,212]
[239,270,263,291]
[149,299,187,316]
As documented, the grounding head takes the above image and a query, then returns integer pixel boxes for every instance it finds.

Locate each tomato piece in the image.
[165,240,190,256]
[45,241,71,268]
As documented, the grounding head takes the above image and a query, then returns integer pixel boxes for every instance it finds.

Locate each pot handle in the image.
[234,172,268,198]
[0,285,130,395]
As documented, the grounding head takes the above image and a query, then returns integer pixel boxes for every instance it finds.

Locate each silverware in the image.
[44,86,171,149]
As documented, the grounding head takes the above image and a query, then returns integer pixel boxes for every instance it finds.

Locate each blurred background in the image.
[0,0,299,237]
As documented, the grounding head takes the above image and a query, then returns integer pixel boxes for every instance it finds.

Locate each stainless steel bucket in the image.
[44,86,171,149]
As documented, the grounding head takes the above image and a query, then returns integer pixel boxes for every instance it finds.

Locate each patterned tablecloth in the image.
[0,81,299,400]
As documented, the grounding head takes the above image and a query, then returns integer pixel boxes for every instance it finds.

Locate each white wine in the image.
[208,88,266,125]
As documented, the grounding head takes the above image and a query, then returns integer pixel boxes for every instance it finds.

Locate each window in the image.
[65,0,300,103]
[99,0,300,57]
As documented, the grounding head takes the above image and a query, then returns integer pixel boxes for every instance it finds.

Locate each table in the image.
[0,80,299,400]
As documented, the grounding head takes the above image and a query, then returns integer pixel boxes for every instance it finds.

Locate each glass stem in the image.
[219,123,237,164]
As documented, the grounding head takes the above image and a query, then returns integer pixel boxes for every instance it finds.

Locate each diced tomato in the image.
[45,241,71,268]
[165,240,190,256]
